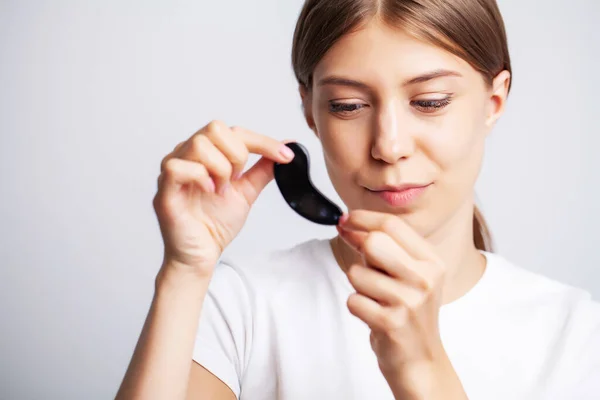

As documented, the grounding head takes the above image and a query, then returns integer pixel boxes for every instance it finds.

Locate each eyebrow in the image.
[316,69,463,89]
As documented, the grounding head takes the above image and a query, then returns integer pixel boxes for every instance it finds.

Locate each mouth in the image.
[367,183,432,208]
[369,183,432,192]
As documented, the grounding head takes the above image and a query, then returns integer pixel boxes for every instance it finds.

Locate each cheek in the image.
[320,130,369,197]
[315,113,371,170]
[424,102,487,172]
[315,119,373,205]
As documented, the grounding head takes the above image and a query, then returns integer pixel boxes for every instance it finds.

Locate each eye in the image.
[328,102,366,115]
[411,96,453,113]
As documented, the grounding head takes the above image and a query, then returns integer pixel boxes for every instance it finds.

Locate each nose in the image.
[370,102,415,163]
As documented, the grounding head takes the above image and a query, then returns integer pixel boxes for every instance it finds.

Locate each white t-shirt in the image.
[192,238,600,399]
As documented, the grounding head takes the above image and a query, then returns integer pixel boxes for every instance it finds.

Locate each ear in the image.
[485,70,511,129]
[299,84,318,137]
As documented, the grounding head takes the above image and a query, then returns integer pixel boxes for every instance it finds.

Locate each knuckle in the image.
[232,147,249,165]
[153,190,166,211]
[363,233,376,250]
[206,160,231,180]
[347,265,361,282]
[191,133,210,152]
[160,153,175,171]
[162,158,178,176]
[218,161,233,178]
[160,156,169,172]
[364,231,383,252]
[206,119,227,134]
[379,312,398,332]
[383,309,405,333]
[195,163,209,176]
[406,292,423,310]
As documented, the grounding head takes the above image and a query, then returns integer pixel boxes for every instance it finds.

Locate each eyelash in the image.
[411,97,452,112]
[328,96,453,115]
[329,103,365,114]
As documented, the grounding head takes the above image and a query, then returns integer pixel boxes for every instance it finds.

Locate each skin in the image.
[299,19,511,398]
[116,17,510,400]
[116,123,293,400]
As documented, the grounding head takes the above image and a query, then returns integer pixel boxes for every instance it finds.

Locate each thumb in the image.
[234,156,276,205]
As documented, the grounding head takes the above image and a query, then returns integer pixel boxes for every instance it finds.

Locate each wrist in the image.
[155,260,212,294]
[390,358,467,400]
[388,362,435,399]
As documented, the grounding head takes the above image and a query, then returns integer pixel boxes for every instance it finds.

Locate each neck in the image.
[332,199,487,306]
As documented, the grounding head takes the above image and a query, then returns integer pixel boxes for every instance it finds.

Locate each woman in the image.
[116,0,600,399]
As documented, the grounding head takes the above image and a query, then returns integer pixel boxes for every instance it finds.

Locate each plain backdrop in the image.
[0,0,598,398]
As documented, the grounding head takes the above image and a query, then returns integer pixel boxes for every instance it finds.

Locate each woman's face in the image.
[302,20,510,236]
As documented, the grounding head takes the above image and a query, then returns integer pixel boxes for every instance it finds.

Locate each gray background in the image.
[0,0,598,398]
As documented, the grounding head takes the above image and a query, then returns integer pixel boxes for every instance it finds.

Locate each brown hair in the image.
[291,0,512,252]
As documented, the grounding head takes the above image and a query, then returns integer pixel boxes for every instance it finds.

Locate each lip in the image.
[368,183,432,207]
[371,183,431,192]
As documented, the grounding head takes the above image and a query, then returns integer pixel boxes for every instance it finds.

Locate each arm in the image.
[187,363,236,400]
[115,263,234,400]
[387,356,468,400]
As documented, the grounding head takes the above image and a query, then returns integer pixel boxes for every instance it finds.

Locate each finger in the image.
[364,231,430,289]
[158,158,215,193]
[338,227,428,289]
[346,263,424,307]
[180,134,232,194]
[233,156,275,205]
[347,292,389,331]
[198,121,295,164]
[228,125,295,163]
[159,141,186,172]
[336,225,369,252]
[204,126,249,180]
[339,210,433,260]
[348,293,408,334]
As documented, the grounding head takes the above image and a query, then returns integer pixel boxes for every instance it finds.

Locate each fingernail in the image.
[339,213,349,226]
[279,145,295,160]
[233,171,243,181]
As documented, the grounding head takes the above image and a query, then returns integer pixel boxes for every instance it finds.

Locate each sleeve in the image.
[191,259,254,399]
[543,291,600,399]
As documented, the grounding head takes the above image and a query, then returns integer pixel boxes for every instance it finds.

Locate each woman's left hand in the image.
[336,209,468,400]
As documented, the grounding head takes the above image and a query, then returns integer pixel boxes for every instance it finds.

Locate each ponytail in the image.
[473,205,493,252]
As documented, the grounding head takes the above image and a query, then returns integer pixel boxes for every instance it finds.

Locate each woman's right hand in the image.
[153,120,295,278]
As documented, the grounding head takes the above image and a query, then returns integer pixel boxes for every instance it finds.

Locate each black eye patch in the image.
[274,142,343,225]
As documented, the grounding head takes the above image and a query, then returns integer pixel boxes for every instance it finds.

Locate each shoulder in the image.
[462,250,600,349]
[486,251,600,370]
[481,251,596,305]
[455,252,600,395]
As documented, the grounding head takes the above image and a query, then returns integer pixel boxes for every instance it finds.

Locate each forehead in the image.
[312,20,477,85]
